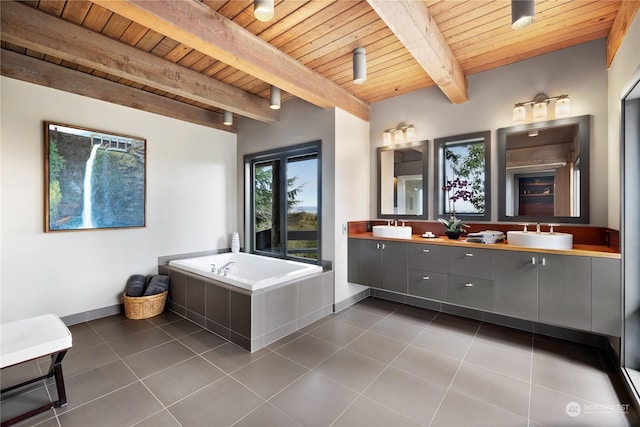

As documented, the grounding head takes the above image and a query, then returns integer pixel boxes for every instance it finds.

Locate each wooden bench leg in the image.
[50,350,68,407]
[1,350,68,427]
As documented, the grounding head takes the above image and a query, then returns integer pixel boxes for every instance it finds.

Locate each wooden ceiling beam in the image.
[367,0,468,104]
[606,0,640,68]
[90,0,370,121]
[1,49,233,131]
[0,1,277,123]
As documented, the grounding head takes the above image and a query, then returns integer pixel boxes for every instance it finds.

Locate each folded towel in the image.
[467,230,505,244]
[125,274,146,297]
[143,275,170,296]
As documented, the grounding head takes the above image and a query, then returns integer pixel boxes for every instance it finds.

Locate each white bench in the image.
[1,314,72,427]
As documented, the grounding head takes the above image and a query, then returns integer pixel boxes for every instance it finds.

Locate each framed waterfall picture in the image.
[44,122,146,232]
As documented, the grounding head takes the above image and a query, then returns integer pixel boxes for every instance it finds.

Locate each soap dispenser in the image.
[231,232,240,253]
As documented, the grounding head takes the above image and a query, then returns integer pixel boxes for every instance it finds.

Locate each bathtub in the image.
[168,252,323,291]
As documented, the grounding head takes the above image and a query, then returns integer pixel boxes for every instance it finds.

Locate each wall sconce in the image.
[382,124,416,145]
[254,0,274,22]
[223,110,233,126]
[353,47,367,84]
[512,93,571,123]
[383,130,392,145]
[270,86,281,110]
[511,0,535,30]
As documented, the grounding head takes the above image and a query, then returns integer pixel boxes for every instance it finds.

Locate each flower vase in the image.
[445,230,462,240]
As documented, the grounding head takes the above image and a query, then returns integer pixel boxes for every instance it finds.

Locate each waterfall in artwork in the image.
[80,144,99,229]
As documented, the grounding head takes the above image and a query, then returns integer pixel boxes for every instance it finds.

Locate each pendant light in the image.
[254,0,274,22]
[223,110,233,126]
[270,86,281,110]
[353,47,367,84]
[511,0,535,30]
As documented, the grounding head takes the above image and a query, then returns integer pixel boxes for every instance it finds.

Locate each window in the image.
[434,131,491,221]
[245,142,321,264]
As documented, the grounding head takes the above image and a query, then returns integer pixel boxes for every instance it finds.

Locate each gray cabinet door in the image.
[408,269,447,301]
[357,240,382,288]
[381,241,408,293]
[447,274,494,311]
[447,247,495,280]
[347,238,359,283]
[592,258,621,336]
[538,254,591,330]
[408,243,447,273]
[356,240,407,292]
[494,251,538,321]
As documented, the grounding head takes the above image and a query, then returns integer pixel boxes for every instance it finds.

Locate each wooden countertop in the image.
[349,232,621,259]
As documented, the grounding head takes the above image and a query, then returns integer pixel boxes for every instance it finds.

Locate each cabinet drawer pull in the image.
[422,249,430,253]
[531,256,537,265]
[541,257,546,266]
[465,283,474,287]
[382,243,386,250]
[465,253,474,257]
[422,276,430,280]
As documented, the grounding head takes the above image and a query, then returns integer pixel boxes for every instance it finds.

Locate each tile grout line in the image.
[328,305,436,426]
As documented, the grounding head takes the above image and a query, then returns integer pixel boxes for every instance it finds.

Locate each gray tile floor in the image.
[2,297,640,427]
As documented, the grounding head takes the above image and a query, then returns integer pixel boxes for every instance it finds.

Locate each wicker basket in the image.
[123,291,168,320]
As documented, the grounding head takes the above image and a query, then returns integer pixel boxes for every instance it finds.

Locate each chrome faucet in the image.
[212,261,235,274]
[221,261,236,270]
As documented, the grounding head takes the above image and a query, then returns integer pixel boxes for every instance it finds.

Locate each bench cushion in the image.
[1,314,72,369]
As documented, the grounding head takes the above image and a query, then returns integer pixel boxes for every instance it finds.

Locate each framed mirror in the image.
[497,115,590,223]
[434,131,491,221]
[377,140,428,219]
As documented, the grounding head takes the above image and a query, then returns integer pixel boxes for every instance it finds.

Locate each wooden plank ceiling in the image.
[1,0,637,131]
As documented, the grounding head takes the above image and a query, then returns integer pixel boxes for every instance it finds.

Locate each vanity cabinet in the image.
[347,237,621,337]
[355,239,407,293]
[407,244,447,301]
[494,251,538,321]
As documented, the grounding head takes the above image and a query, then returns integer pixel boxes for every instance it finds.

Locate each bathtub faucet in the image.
[211,261,236,275]
[221,261,236,270]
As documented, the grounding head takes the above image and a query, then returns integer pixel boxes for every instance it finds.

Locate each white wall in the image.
[370,39,608,226]
[608,12,640,230]
[334,108,370,303]
[0,77,237,322]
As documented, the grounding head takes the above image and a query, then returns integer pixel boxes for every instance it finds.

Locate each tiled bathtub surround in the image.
[162,264,333,352]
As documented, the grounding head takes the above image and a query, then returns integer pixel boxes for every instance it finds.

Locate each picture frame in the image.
[44,122,146,232]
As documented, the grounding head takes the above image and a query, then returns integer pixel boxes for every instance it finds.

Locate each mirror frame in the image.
[434,131,492,222]
[377,140,429,220]
[497,115,590,224]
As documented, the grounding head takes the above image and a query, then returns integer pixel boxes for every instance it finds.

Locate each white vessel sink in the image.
[372,225,413,239]
[507,231,573,250]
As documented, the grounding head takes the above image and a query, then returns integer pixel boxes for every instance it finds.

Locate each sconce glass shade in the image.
[270,86,281,110]
[533,101,547,121]
[511,0,535,29]
[394,128,404,144]
[353,47,367,84]
[254,0,274,22]
[555,96,571,118]
[223,110,233,126]
[406,125,416,141]
[383,130,392,146]
[513,104,526,123]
